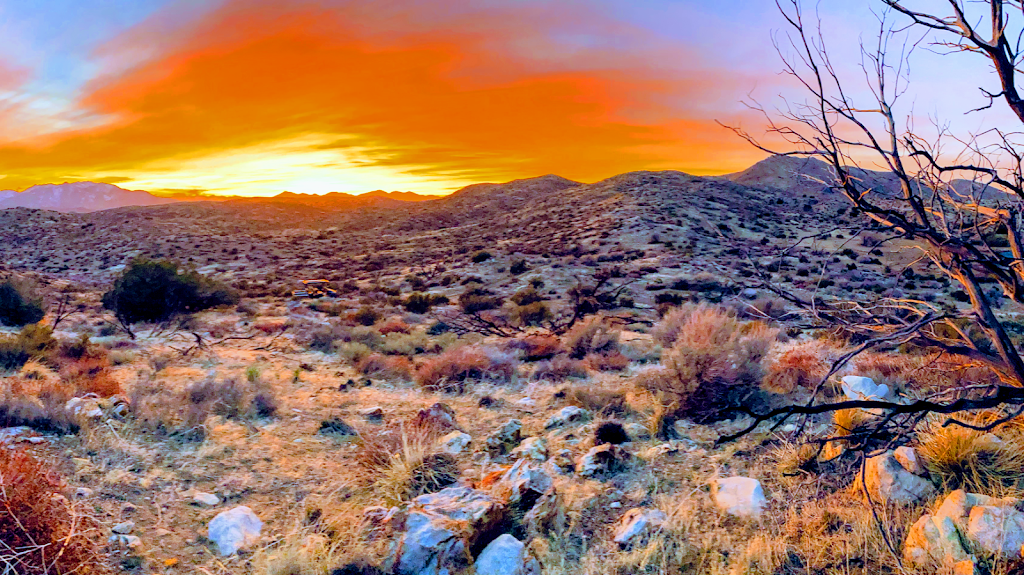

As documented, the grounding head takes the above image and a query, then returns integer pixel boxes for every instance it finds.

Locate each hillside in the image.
[0,182,180,212]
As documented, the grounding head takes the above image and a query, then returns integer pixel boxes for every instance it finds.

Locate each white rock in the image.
[516,397,537,407]
[613,508,667,546]
[194,492,221,506]
[840,375,889,401]
[108,534,143,550]
[711,477,766,518]
[438,431,472,455]
[473,534,540,575]
[111,521,135,534]
[485,420,523,456]
[208,506,262,556]
[545,406,590,429]
[863,452,935,504]
[65,397,104,419]
[494,459,552,507]
[75,487,95,498]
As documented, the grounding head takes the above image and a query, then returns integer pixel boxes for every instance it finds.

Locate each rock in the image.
[193,492,221,506]
[624,423,651,441]
[485,420,523,456]
[613,508,667,547]
[208,506,263,556]
[75,487,95,498]
[893,446,926,476]
[516,397,536,407]
[66,396,104,419]
[545,406,590,429]
[0,426,35,444]
[741,288,759,299]
[711,477,766,518]
[522,490,567,536]
[546,449,576,475]
[493,459,552,509]
[577,444,632,479]
[108,534,143,551]
[111,521,135,534]
[511,437,547,462]
[361,406,385,422]
[392,487,505,575]
[863,452,935,504]
[318,418,358,437]
[903,489,1022,571]
[966,505,1024,557]
[473,534,540,575]
[840,375,889,401]
[438,431,472,455]
[414,403,459,432]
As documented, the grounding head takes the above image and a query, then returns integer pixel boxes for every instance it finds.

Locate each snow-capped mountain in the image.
[0,182,179,212]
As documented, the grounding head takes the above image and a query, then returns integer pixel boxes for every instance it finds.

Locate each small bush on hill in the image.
[459,287,503,313]
[403,292,450,314]
[563,316,620,359]
[415,346,517,392]
[509,301,551,327]
[101,258,238,324]
[0,449,109,575]
[471,250,493,263]
[0,324,55,372]
[509,259,529,275]
[0,278,44,327]
[357,353,414,380]
[353,306,381,326]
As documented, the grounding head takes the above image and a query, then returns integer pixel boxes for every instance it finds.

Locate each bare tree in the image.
[724,0,1024,442]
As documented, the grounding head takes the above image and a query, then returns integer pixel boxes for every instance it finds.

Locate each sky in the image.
[0,0,1016,196]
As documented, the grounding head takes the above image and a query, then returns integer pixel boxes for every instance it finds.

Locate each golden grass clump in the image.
[414,346,516,392]
[917,414,1024,493]
[562,316,620,359]
[356,422,459,506]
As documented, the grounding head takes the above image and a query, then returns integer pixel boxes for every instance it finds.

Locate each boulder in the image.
[511,437,547,462]
[840,375,889,401]
[863,452,935,504]
[711,477,766,518]
[473,534,540,575]
[613,508,667,547]
[577,444,632,479]
[904,489,1024,571]
[66,396,104,419]
[111,521,135,535]
[893,446,926,476]
[493,459,552,509]
[485,420,523,456]
[438,431,472,455]
[966,505,1024,557]
[414,403,459,432]
[208,506,263,556]
[193,492,221,506]
[392,487,505,575]
[545,406,590,429]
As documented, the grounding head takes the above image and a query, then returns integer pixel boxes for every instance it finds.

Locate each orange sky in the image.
[0,0,774,196]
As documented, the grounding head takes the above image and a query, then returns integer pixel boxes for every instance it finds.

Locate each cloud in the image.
[0,0,774,193]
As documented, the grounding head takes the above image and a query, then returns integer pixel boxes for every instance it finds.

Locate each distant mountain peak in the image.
[0,181,179,213]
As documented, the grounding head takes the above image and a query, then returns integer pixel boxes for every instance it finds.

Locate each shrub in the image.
[0,278,44,327]
[337,342,374,363]
[510,287,545,306]
[356,421,458,506]
[642,305,778,423]
[532,355,589,380]
[133,374,277,439]
[377,317,411,335]
[0,450,109,575]
[101,258,238,324]
[458,287,503,313]
[0,375,77,432]
[403,292,450,314]
[471,250,493,263]
[509,259,529,275]
[762,342,831,394]
[354,306,381,326]
[563,316,620,359]
[0,324,55,372]
[381,332,436,356]
[509,301,551,326]
[584,351,630,371]
[308,324,347,353]
[415,347,517,392]
[507,334,562,361]
[357,353,414,380]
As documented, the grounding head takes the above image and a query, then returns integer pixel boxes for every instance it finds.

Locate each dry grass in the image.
[0,371,77,432]
[356,422,458,506]
[357,353,414,381]
[762,341,833,394]
[532,355,589,380]
[917,413,1024,493]
[0,449,109,575]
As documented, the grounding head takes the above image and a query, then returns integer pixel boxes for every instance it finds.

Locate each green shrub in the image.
[509,259,529,275]
[510,287,545,306]
[510,302,551,326]
[0,279,44,327]
[471,251,493,263]
[101,258,238,324]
